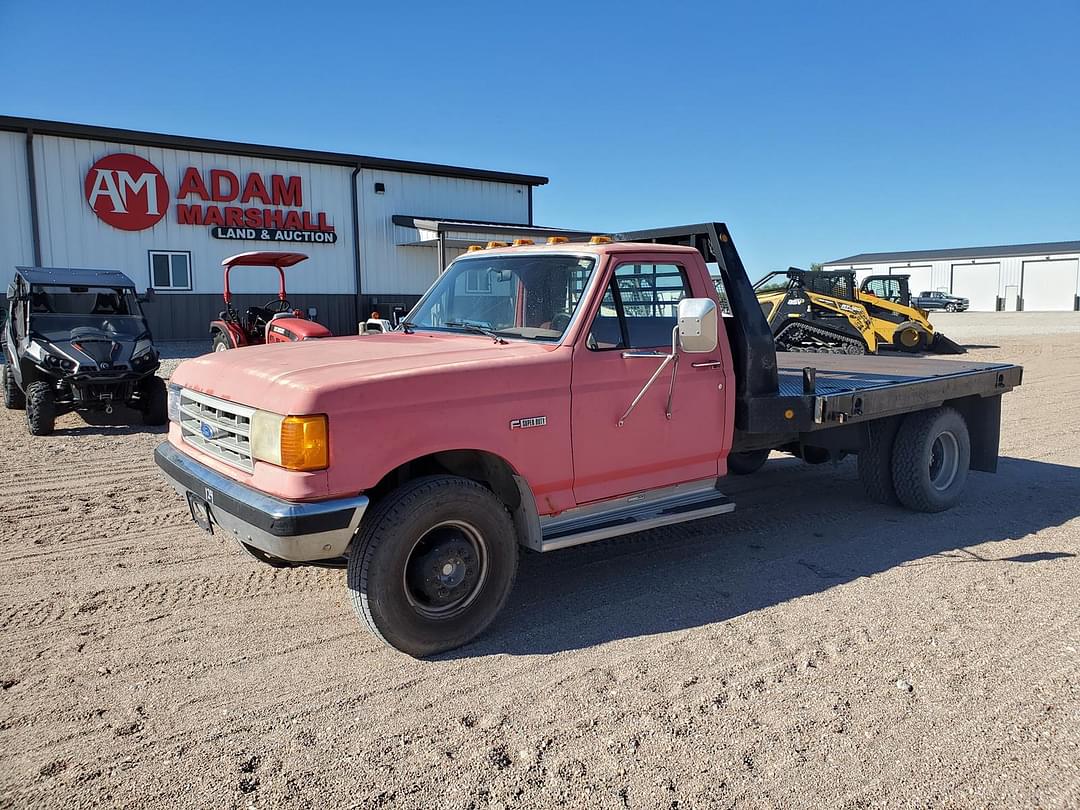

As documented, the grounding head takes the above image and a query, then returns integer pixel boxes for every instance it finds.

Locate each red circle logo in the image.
[84,153,169,231]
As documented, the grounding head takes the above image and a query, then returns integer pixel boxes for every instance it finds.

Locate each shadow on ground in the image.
[51,407,169,437]
[448,456,1080,658]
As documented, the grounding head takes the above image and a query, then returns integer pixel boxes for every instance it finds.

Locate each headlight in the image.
[133,339,155,359]
[250,411,329,471]
[167,384,182,423]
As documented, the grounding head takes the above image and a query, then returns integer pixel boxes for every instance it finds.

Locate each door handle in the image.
[691,360,724,368]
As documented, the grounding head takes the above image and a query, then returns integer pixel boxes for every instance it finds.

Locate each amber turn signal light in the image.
[280,415,329,471]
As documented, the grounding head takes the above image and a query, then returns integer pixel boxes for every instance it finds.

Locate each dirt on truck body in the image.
[152,223,1023,657]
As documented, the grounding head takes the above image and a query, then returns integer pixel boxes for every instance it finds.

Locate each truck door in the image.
[570,257,728,504]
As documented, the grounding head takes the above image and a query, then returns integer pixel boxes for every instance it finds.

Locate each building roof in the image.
[826,240,1080,266]
[15,266,137,288]
[0,115,549,186]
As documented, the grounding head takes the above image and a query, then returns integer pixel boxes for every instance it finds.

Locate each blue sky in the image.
[2,0,1078,274]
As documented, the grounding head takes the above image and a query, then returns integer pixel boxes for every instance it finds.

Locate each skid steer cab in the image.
[209,252,332,352]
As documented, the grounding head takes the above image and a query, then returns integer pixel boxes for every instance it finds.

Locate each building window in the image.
[464,267,492,294]
[149,251,192,291]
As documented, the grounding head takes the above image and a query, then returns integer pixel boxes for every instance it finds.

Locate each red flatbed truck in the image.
[155,223,1022,656]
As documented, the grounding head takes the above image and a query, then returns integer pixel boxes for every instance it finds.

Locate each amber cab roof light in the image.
[589,235,613,244]
[547,236,570,244]
[486,241,510,249]
[466,245,484,252]
[512,239,534,246]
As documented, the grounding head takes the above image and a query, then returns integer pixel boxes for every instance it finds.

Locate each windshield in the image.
[407,254,596,341]
[28,284,147,341]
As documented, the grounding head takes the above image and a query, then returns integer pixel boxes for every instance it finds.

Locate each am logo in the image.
[84,153,169,231]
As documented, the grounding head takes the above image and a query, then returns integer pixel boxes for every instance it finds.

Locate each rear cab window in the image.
[587,263,692,350]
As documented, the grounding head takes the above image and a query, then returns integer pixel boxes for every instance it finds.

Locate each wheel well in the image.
[367,450,523,512]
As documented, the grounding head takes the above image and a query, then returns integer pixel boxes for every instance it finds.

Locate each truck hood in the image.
[171,332,561,413]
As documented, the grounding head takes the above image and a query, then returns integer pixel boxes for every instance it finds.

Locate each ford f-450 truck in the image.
[155,223,1022,656]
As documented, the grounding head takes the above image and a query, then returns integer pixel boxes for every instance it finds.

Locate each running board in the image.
[538,481,735,552]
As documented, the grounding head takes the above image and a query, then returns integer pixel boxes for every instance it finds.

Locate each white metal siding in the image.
[951,262,1001,311]
[831,252,1080,311]
[888,264,934,294]
[1021,258,1079,311]
[31,135,356,296]
[0,131,35,274]
[358,168,530,295]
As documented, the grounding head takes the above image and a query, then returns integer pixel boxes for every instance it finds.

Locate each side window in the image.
[148,250,192,291]
[586,263,692,350]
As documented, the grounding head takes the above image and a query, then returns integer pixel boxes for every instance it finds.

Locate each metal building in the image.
[824,241,1080,312]
[0,116,552,339]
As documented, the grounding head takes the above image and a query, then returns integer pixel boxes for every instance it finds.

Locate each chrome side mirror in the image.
[677,298,718,353]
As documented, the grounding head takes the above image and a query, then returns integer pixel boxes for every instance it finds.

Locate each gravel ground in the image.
[0,327,1078,809]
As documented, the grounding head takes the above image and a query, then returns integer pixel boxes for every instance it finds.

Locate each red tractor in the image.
[209,252,333,352]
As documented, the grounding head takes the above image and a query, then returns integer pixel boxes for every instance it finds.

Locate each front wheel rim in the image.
[214,341,228,352]
[403,520,488,619]
[929,430,960,491]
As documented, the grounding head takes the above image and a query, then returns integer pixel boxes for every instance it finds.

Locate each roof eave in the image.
[0,115,549,187]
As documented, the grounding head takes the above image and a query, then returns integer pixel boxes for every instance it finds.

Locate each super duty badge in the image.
[510,416,547,430]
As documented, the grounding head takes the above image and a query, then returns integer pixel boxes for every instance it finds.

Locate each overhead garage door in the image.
[889,265,933,295]
[951,262,1000,311]
[1022,259,1079,311]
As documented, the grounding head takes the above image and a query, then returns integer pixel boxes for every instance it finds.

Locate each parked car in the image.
[911,290,969,312]
[3,267,167,435]
[154,224,1022,656]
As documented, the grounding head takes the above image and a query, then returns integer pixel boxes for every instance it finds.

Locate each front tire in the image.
[945,303,958,312]
[140,376,168,426]
[212,333,232,352]
[347,476,519,657]
[3,364,24,410]
[26,381,56,436]
[891,407,970,512]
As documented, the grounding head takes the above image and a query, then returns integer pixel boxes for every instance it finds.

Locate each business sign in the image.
[85,154,169,231]
[84,154,336,244]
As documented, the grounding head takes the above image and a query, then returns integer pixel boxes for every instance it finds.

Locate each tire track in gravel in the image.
[0,565,339,635]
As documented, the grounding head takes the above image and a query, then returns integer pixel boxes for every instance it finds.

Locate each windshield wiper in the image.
[398,320,416,334]
[444,321,508,344]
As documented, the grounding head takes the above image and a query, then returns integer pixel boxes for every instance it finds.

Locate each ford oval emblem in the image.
[200,422,215,439]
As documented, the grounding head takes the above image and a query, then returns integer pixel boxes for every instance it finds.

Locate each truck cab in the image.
[156,223,1021,656]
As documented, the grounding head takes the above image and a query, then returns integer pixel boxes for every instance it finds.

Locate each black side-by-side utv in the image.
[3,267,167,435]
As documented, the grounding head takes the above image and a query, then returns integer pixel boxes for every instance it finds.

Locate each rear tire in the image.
[858,417,900,505]
[347,475,518,657]
[3,364,24,410]
[726,449,770,475]
[891,407,970,512]
[141,376,168,426]
[26,381,55,436]
[212,333,231,352]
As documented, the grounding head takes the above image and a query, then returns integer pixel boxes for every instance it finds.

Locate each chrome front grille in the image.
[178,389,255,472]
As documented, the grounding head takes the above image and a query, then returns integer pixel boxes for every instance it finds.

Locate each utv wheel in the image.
[347,475,518,657]
[891,407,970,513]
[727,449,770,475]
[25,382,56,436]
[3,364,24,410]
[858,417,900,505]
[141,376,168,426]
[212,333,231,352]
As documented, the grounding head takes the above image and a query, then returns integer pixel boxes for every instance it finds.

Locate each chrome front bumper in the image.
[154,442,368,563]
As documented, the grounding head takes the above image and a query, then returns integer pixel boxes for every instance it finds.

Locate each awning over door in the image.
[392,216,593,272]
